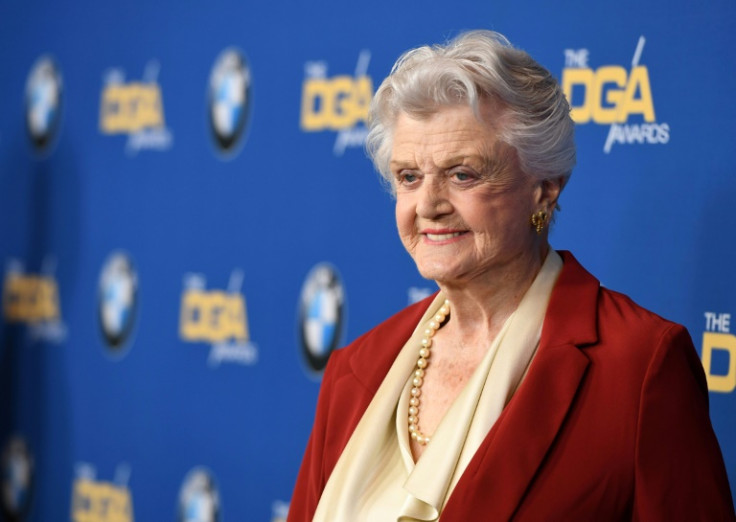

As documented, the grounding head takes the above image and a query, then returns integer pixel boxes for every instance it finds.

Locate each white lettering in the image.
[603,122,670,153]
[125,127,173,155]
[208,341,259,367]
[28,319,67,343]
[333,126,368,156]
[705,311,731,333]
[564,49,589,68]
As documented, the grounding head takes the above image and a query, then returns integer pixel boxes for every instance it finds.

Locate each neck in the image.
[438,244,549,346]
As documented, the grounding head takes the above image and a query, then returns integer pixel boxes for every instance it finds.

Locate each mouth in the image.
[425,232,464,241]
[421,229,467,243]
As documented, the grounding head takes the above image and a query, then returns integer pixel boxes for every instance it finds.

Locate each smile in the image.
[424,231,465,241]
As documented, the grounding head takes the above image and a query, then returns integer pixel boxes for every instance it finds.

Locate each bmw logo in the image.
[24,56,62,154]
[298,263,345,374]
[208,48,251,156]
[1,436,33,522]
[98,251,138,354]
[178,468,219,522]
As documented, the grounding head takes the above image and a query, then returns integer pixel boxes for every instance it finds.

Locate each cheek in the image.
[395,203,419,251]
[395,199,413,232]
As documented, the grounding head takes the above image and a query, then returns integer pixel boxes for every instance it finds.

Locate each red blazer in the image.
[288,251,735,521]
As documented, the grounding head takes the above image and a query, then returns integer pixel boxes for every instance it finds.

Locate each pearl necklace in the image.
[408,299,450,445]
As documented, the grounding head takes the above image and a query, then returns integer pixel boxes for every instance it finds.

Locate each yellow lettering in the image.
[225,293,248,341]
[180,290,249,343]
[71,479,133,522]
[702,332,736,393]
[300,79,331,131]
[2,275,59,322]
[620,66,655,122]
[37,278,60,321]
[300,76,372,131]
[180,290,206,340]
[562,68,595,123]
[100,83,164,134]
[562,65,656,124]
[591,66,627,124]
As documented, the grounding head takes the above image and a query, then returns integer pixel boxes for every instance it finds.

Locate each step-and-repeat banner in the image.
[1,1,734,520]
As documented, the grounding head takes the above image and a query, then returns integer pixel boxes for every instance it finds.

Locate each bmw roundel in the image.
[98,251,138,354]
[178,467,219,522]
[208,48,251,156]
[25,56,63,154]
[1,436,33,522]
[299,263,346,374]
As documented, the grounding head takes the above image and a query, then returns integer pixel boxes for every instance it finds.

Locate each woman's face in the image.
[391,102,556,287]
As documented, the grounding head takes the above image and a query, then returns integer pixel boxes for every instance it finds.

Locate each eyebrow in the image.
[389,153,492,171]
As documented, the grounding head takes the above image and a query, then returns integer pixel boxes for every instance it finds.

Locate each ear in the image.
[535,176,566,211]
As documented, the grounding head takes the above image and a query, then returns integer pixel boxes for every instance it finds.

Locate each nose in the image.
[416,175,452,219]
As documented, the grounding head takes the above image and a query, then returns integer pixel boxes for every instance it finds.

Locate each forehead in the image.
[390,103,505,167]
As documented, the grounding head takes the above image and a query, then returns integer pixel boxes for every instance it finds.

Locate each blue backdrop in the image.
[1,0,734,520]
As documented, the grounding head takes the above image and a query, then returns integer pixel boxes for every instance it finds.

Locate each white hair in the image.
[366,30,576,191]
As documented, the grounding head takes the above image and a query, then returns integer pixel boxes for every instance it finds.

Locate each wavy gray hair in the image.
[366,30,575,191]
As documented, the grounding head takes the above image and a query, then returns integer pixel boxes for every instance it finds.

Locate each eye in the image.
[396,171,420,186]
[451,170,477,183]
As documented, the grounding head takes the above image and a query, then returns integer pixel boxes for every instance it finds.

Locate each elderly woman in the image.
[287,31,734,521]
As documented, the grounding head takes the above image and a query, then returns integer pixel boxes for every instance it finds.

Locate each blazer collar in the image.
[540,250,600,348]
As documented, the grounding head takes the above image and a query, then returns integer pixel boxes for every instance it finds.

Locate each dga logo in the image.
[98,252,138,356]
[701,311,735,393]
[208,48,252,157]
[562,36,669,153]
[179,269,258,367]
[1,436,34,522]
[99,61,173,155]
[25,55,63,154]
[178,468,219,522]
[300,50,373,156]
[298,263,345,373]
[2,258,67,343]
[71,463,133,522]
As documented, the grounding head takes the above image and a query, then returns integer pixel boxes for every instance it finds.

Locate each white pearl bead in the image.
[408,300,449,447]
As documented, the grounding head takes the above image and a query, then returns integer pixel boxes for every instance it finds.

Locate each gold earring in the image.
[530,210,548,235]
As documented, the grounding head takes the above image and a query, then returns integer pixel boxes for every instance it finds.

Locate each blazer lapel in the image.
[444,251,600,521]
[348,294,438,395]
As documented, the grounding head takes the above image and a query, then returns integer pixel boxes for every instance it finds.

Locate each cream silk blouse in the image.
[313,251,563,521]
